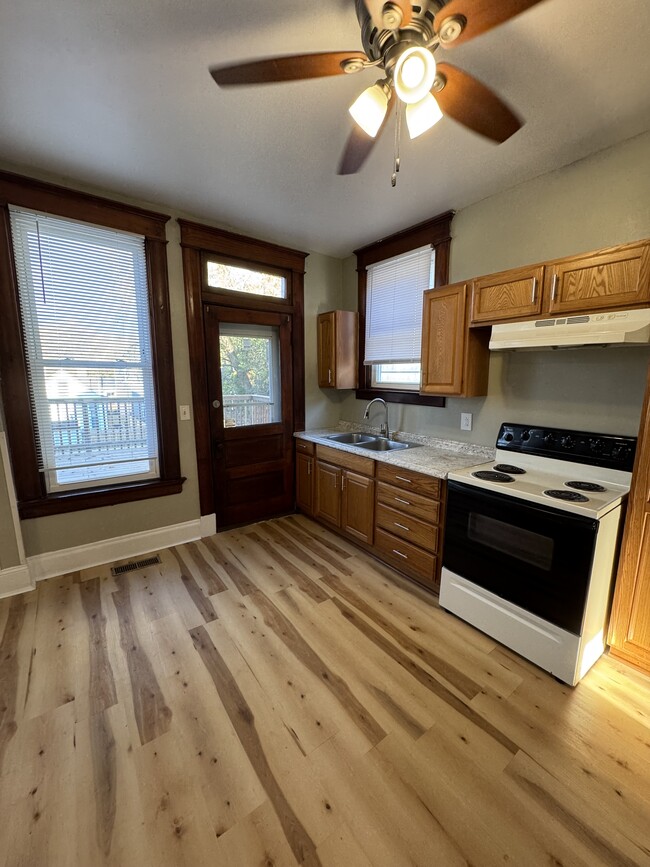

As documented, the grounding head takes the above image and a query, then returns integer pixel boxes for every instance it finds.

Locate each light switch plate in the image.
[460,412,473,431]
[179,405,191,421]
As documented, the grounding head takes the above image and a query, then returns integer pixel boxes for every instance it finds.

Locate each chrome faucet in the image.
[363,397,390,439]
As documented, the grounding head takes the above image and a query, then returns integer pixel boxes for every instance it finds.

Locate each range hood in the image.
[490,308,650,351]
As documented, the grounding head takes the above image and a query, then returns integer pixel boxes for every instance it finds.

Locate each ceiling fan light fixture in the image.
[405,93,443,139]
[349,81,389,138]
[393,46,437,105]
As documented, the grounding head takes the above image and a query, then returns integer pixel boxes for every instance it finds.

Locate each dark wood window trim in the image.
[179,219,307,518]
[0,171,183,520]
[355,211,454,408]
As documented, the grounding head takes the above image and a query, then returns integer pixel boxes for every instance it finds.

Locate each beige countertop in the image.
[294,427,494,480]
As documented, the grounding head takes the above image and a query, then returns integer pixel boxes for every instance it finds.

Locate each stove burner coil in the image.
[472,470,515,483]
[493,464,526,475]
[565,481,607,492]
[544,489,590,503]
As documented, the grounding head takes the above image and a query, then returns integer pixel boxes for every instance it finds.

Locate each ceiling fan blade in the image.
[363,0,412,31]
[210,51,367,86]
[338,95,395,175]
[434,0,546,48]
[434,63,522,143]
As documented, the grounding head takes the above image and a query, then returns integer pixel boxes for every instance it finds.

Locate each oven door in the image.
[443,480,599,634]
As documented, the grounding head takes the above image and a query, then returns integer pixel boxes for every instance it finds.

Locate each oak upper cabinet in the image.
[420,283,490,397]
[546,242,650,315]
[314,445,375,544]
[295,440,314,515]
[608,365,650,675]
[470,265,544,325]
[317,310,358,389]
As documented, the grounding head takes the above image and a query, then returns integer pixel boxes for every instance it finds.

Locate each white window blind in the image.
[9,207,159,491]
[364,245,435,365]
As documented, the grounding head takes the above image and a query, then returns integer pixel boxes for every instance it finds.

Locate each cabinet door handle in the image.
[395,497,411,505]
[392,549,408,559]
[531,277,538,304]
[328,369,332,384]
[307,462,311,476]
[341,475,345,491]
[395,476,412,484]
[394,522,410,532]
[551,274,558,302]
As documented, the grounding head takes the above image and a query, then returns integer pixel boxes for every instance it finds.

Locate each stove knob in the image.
[503,432,514,443]
[589,438,603,454]
[544,433,556,445]
[560,436,574,449]
[521,430,531,442]
[611,444,629,460]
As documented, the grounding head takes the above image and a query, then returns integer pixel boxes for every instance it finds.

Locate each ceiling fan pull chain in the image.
[392,97,402,187]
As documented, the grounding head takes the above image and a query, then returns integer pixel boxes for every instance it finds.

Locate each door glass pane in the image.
[207,261,287,299]
[219,323,281,427]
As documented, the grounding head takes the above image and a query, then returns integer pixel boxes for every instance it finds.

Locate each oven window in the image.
[468,513,554,571]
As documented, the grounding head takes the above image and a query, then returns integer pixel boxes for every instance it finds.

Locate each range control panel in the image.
[496,423,637,471]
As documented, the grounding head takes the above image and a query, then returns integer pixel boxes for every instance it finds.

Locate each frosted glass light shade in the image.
[406,93,443,139]
[349,83,389,137]
[394,47,436,105]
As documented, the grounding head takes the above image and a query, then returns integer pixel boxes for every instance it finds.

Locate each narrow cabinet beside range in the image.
[420,282,490,397]
[317,310,358,389]
[608,364,650,675]
[295,439,315,515]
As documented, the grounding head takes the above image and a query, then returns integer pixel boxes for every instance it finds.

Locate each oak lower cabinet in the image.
[295,440,314,515]
[374,464,444,592]
[314,445,375,544]
[608,365,650,675]
[420,283,490,397]
[317,310,358,389]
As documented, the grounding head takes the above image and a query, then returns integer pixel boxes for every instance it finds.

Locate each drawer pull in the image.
[395,475,412,484]
[394,496,411,505]
[394,522,410,532]
[392,549,408,559]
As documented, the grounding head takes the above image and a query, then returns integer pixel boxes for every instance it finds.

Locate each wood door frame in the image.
[179,219,307,519]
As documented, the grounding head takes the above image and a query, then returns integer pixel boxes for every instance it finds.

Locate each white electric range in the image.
[440,423,637,685]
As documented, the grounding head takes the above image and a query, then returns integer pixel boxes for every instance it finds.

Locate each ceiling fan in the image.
[210,0,545,178]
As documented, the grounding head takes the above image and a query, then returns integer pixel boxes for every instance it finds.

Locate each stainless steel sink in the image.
[356,438,420,451]
[326,432,375,444]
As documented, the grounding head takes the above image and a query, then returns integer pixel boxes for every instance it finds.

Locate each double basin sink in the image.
[324,432,421,452]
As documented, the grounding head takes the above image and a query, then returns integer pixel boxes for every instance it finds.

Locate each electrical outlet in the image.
[460,412,473,432]
[179,405,191,421]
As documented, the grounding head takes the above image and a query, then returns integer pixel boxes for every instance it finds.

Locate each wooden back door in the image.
[204,305,295,527]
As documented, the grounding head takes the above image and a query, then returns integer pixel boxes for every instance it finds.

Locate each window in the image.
[206,260,287,299]
[355,212,453,407]
[219,323,282,427]
[10,208,159,491]
[365,245,436,391]
[0,171,182,518]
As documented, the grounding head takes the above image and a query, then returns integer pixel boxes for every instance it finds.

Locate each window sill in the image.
[18,477,186,519]
[356,388,446,408]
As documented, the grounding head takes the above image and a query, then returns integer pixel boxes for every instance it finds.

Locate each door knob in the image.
[212,399,221,409]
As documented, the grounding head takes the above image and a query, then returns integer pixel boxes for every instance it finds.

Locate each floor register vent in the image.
[111,555,161,576]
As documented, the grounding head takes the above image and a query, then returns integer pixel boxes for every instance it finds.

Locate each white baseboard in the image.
[0,564,34,599]
[26,518,204,583]
[199,513,216,538]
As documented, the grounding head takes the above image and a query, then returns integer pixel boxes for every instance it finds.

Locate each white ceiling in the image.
[1,0,649,257]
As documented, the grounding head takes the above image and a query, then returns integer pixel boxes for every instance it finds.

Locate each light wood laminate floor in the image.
[1,515,650,866]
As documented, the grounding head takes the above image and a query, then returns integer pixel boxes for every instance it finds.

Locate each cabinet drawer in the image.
[316,444,375,476]
[295,439,315,455]
[376,463,440,498]
[376,481,440,524]
[375,527,437,583]
[376,503,438,553]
